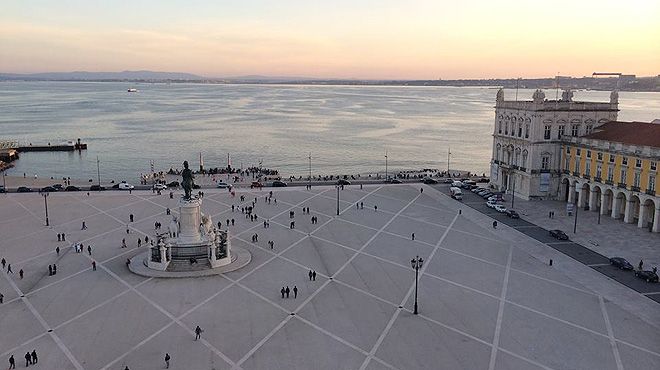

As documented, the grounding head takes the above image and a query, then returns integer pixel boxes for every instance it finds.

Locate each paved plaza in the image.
[1,184,659,370]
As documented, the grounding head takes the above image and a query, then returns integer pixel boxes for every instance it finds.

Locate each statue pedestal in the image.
[177,198,202,244]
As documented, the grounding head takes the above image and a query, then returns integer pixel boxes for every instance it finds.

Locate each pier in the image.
[0,138,87,154]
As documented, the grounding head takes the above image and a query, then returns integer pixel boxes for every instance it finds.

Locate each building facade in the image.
[559,121,660,232]
[490,88,619,200]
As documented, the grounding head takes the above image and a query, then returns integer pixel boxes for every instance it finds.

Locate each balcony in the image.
[631,186,640,192]
[562,169,570,175]
[617,183,627,189]
[647,189,656,195]
[605,180,614,185]
[572,171,580,176]
[519,167,527,172]
[582,174,591,180]
[594,177,602,183]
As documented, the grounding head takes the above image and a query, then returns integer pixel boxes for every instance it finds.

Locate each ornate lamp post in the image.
[411,255,424,314]
[40,191,50,226]
[335,185,340,215]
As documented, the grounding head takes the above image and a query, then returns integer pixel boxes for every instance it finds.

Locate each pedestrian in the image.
[412,233,415,241]
[30,350,37,364]
[24,352,31,367]
[360,202,364,209]
[285,286,290,298]
[57,233,61,242]
[1,258,5,269]
[549,211,552,218]
[356,203,359,209]
[7,264,13,274]
[9,354,15,369]
[130,214,134,222]
[231,219,235,226]
[122,238,127,248]
[19,269,23,279]
[81,221,87,230]
[653,267,657,274]
[62,233,66,241]
[166,207,171,215]
[281,287,285,298]
[88,245,92,255]
[1,293,4,304]
[126,225,130,234]
[374,205,378,211]
[420,188,423,193]
[492,220,497,229]
[309,270,313,281]
[138,238,142,247]
[195,325,203,340]
[231,205,235,212]
[53,264,57,275]
[165,353,170,369]
[639,259,644,271]
[92,261,96,271]
[56,246,60,256]
[290,221,295,229]
[48,265,53,276]
[293,286,298,299]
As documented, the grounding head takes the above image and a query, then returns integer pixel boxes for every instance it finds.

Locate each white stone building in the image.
[490,88,619,200]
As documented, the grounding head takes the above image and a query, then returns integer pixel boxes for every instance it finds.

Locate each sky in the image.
[0,0,658,79]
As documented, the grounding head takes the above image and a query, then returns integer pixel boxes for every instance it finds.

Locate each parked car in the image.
[481,192,494,199]
[477,189,489,196]
[443,178,454,184]
[52,184,63,190]
[0,185,5,193]
[90,185,106,191]
[609,257,634,270]
[505,210,520,219]
[471,187,482,193]
[118,182,134,190]
[216,181,231,188]
[421,177,438,185]
[337,179,351,185]
[251,181,263,189]
[192,184,201,189]
[167,181,180,188]
[634,270,659,283]
[153,183,167,190]
[494,204,507,213]
[272,180,288,187]
[64,185,80,192]
[486,200,498,209]
[17,186,32,193]
[549,229,569,240]
[385,178,402,184]
[40,186,57,192]
[477,177,490,183]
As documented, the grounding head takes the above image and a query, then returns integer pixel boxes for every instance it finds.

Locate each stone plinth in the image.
[177,197,202,244]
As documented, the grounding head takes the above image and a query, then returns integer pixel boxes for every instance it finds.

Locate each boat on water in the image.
[127,88,138,92]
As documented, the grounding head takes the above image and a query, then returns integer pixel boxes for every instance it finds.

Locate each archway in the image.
[613,192,627,219]
[627,195,641,224]
[639,198,656,231]
[602,189,614,215]
[560,178,570,202]
[591,185,602,211]
[580,183,590,209]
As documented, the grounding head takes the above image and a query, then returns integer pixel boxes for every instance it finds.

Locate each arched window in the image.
[515,148,521,166]
[496,144,501,161]
[522,150,528,169]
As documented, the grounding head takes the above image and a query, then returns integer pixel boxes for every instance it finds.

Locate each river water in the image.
[1,81,659,181]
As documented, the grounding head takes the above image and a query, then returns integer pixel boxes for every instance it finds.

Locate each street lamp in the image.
[308,153,312,188]
[336,185,340,215]
[40,191,50,226]
[411,256,424,314]
[96,156,101,189]
[385,150,388,181]
[573,190,579,234]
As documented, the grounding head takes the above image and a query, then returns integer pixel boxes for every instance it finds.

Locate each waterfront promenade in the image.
[1,184,659,369]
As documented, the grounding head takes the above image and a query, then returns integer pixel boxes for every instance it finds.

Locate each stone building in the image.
[490,88,619,200]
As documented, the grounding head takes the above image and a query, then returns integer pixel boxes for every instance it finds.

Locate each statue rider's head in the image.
[183,160,189,169]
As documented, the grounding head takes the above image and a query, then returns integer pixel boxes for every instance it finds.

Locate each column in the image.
[600,194,609,215]
[588,190,598,211]
[611,196,621,219]
[578,188,587,208]
[653,206,660,233]
[568,184,576,203]
[623,200,635,223]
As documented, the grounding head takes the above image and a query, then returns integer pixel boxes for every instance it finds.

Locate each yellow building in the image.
[559,121,659,232]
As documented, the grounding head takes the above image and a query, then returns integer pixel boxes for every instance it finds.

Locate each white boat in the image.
[127,88,138,92]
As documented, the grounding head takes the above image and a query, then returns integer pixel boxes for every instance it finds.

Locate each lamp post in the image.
[385,150,388,181]
[510,171,515,209]
[308,153,312,188]
[411,255,424,314]
[96,156,101,189]
[336,185,340,215]
[573,191,579,234]
[40,191,50,226]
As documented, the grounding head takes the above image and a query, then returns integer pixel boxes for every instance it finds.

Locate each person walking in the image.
[30,350,37,364]
[194,325,203,340]
[639,259,644,271]
[62,233,66,241]
[312,271,316,281]
[1,258,5,270]
[309,270,313,281]
[57,233,61,242]
[92,261,97,271]
[8,354,15,369]
[6,264,13,274]
[81,221,87,230]
[19,269,23,279]
[293,286,298,299]
[52,264,57,275]
[285,286,290,298]
[24,352,31,367]
[0,293,4,304]
[87,245,92,256]
[492,220,497,229]
[164,353,171,369]
[412,233,415,241]
[48,265,53,276]
[281,287,285,298]
[129,214,134,223]
[56,246,60,256]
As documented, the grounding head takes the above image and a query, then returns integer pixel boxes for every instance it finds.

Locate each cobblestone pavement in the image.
[1,185,659,370]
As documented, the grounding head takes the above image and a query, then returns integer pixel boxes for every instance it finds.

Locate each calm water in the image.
[1,81,659,181]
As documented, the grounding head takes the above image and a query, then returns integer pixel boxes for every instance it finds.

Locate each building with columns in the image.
[560,121,660,232]
[490,88,619,200]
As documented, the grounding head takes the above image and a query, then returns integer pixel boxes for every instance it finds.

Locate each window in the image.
[586,124,593,134]
[650,175,656,192]
[571,124,580,136]
[607,166,614,182]
[635,158,642,168]
[525,124,529,138]
[521,150,528,168]
[558,125,565,139]
[622,157,628,166]
[597,152,603,161]
[505,122,508,135]
[609,154,615,163]
[576,148,581,156]
[566,146,570,154]
[541,156,550,170]
[544,125,551,140]
[518,124,522,137]
[575,160,580,174]
[596,164,602,179]
[586,150,591,158]
[515,150,520,166]
[498,122,502,134]
[496,144,501,161]
[633,172,641,188]
[620,169,627,184]
[564,156,570,171]
[585,161,591,176]
[652,161,657,171]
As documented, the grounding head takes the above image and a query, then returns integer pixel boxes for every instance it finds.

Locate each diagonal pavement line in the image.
[1,265,84,369]
[599,296,624,370]
[0,332,49,358]
[488,246,513,370]
[358,211,459,370]
[497,348,557,370]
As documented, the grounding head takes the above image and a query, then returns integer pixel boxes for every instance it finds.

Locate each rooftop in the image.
[584,121,660,148]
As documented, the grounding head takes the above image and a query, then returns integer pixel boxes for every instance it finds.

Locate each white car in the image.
[494,204,507,213]
[153,184,167,190]
[118,183,134,190]
[486,200,497,209]
[217,181,231,189]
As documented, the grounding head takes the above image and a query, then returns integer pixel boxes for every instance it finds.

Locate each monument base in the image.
[129,246,251,278]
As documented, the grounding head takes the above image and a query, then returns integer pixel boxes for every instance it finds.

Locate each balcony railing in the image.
[582,174,591,180]
[646,189,656,195]
[617,183,627,189]
[605,180,614,185]
[631,186,640,192]
[572,171,580,176]
[594,177,602,183]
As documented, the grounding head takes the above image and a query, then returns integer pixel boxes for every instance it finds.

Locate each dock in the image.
[1,138,88,154]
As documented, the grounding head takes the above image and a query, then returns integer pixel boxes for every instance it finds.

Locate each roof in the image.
[583,121,660,148]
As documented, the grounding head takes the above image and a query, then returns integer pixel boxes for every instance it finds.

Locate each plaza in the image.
[1,184,659,370]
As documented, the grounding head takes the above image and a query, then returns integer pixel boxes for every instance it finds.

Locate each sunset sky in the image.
[1,0,658,79]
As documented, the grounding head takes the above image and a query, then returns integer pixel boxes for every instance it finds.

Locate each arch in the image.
[602,188,614,215]
[570,118,582,123]
[521,149,528,169]
[584,118,594,124]
[627,195,642,224]
[578,183,591,209]
[639,198,656,231]
[590,185,603,211]
[560,178,570,201]
[613,191,627,220]
[557,119,567,124]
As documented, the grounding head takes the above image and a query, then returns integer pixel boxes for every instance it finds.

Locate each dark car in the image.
[64,185,80,192]
[17,186,32,193]
[192,184,201,189]
[337,179,351,185]
[272,180,287,187]
[609,257,634,270]
[386,179,402,184]
[422,178,438,185]
[90,185,106,191]
[0,185,5,193]
[634,270,659,283]
[167,181,180,188]
[443,178,453,184]
[111,183,120,189]
[52,184,63,190]
[41,186,57,192]
[505,210,520,219]
[549,229,569,240]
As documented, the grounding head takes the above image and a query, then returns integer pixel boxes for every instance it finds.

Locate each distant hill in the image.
[0,70,205,81]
